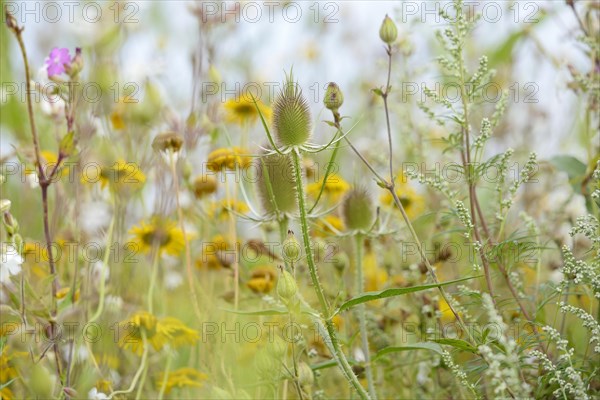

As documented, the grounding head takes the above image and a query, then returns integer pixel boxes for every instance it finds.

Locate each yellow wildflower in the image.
[380,177,425,220]
[363,250,388,293]
[159,317,201,347]
[207,147,251,172]
[437,298,457,325]
[209,199,249,219]
[0,346,20,399]
[196,235,231,270]
[313,215,344,237]
[223,93,272,126]
[306,173,349,202]
[81,160,146,193]
[118,311,199,355]
[246,266,277,294]
[156,368,208,394]
[129,216,185,256]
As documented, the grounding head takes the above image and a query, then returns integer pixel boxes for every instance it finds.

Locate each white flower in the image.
[88,387,108,400]
[91,261,109,285]
[105,295,123,312]
[164,271,183,290]
[79,201,110,235]
[25,171,39,188]
[1,245,23,283]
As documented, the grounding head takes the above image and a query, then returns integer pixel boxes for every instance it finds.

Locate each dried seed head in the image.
[152,131,184,154]
[254,151,298,215]
[379,15,398,45]
[272,73,311,147]
[192,175,218,198]
[341,187,375,232]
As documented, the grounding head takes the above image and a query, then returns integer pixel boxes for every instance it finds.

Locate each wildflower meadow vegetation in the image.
[0,1,599,399]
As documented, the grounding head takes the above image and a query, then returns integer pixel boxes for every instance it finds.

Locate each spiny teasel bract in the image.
[341,187,375,232]
[272,71,312,147]
[254,149,298,216]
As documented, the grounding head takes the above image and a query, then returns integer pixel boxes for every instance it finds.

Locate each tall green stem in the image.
[147,249,160,314]
[355,234,377,399]
[290,148,370,400]
[89,212,116,323]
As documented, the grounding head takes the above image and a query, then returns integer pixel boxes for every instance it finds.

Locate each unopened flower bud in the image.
[5,10,18,31]
[63,387,78,398]
[323,82,344,112]
[277,269,298,301]
[3,212,18,235]
[282,230,301,262]
[66,47,84,77]
[379,15,398,45]
[333,251,349,273]
[0,199,10,213]
[59,131,76,158]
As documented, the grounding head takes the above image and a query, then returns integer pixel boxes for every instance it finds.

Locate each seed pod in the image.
[297,361,314,387]
[269,335,288,359]
[323,82,344,112]
[272,73,312,147]
[282,230,301,262]
[379,15,398,45]
[277,269,298,302]
[254,151,297,215]
[341,188,375,232]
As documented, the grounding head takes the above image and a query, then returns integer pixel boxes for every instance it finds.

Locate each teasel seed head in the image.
[379,15,398,45]
[254,150,298,215]
[272,72,312,147]
[341,187,375,232]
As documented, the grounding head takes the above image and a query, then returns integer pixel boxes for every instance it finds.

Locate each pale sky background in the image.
[1,1,595,160]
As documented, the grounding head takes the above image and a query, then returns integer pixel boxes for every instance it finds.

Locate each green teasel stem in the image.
[290,147,370,400]
[354,233,377,399]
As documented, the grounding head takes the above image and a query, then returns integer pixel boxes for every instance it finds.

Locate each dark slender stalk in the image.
[7,11,64,386]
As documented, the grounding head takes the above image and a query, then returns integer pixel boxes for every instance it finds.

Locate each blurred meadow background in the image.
[0,1,599,399]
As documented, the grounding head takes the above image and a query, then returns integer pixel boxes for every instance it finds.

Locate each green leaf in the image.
[433,338,478,353]
[373,342,444,361]
[550,155,587,193]
[334,275,479,315]
[550,155,586,180]
[371,88,384,97]
[311,358,358,371]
